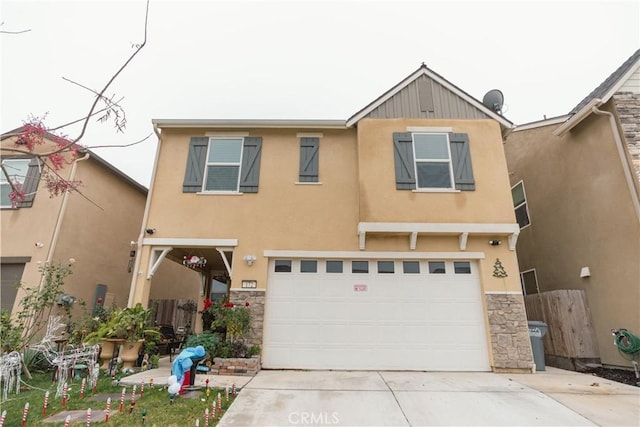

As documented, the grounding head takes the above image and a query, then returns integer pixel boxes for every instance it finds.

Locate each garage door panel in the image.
[264,259,490,371]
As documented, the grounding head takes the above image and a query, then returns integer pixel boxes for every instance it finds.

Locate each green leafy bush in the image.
[185,331,219,358]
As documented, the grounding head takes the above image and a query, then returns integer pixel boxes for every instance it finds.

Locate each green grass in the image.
[0,371,235,426]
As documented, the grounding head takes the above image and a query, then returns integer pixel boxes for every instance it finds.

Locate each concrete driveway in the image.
[218,367,639,426]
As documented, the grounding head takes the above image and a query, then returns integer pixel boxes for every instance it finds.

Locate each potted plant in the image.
[87,303,160,369]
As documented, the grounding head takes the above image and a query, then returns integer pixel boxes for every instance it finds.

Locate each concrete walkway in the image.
[218,367,639,427]
[118,356,253,390]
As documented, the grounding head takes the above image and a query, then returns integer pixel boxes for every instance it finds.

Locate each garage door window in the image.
[377,261,394,274]
[428,261,446,274]
[274,260,292,272]
[454,261,471,274]
[352,261,369,273]
[326,260,343,273]
[300,260,317,273]
[403,261,420,274]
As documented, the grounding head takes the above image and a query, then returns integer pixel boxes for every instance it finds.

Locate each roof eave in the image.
[152,119,348,129]
[553,98,603,137]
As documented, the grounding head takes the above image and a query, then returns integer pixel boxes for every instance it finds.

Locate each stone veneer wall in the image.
[229,289,265,347]
[485,293,534,372]
[211,356,260,376]
[614,92,640,182]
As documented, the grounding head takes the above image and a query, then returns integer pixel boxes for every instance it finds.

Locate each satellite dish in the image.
[482,89,504,113]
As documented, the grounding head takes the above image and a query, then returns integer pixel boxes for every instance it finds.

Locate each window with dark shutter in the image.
[1,157,40,208]
[392,131,475,191]
[299,137,319,182]
[182,136,262,193]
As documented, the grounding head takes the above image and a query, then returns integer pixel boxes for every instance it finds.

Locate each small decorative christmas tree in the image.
[492,258,508,278]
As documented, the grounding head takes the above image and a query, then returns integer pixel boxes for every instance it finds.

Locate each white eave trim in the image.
[357,222,520,251]
[263,250,485,260]
[512,115,571,132]
[152,119,347,129]
[346,67,513,129]
[553,98,603,137]
[142,238,238,247]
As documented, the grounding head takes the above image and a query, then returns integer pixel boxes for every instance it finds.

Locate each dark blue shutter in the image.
[239,137,262,193]
[183,137,209,193]
[19,157,41,207]
[299,137,319,182]
[449,133,475,191]
[393,132,416,190]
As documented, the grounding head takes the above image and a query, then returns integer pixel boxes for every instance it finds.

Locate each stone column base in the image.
[486,293,535,373]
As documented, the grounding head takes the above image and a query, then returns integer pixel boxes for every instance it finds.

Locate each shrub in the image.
[185,331,219,358]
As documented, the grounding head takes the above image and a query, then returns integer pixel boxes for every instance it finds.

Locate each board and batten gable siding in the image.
[619,68,640,93]
[365,74,490,121]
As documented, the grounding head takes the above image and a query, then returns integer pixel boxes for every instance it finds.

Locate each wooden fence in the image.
[149,299,197,333]
[524,289,600,362]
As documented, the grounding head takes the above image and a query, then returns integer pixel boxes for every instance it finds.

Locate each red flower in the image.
[224,302,234,308]
[245,302,250,307]
[203,298,212,310]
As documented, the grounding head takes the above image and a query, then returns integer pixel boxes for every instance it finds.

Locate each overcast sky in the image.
[1,0,639,187]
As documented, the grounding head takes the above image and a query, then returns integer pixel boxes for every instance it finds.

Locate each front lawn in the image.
[0,371,234,426]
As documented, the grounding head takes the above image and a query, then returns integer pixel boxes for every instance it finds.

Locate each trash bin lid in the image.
[527,320,548,337]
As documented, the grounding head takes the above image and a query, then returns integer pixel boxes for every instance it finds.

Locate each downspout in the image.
[43,152,91,272]
[591,106,640,221]
[127,124,163,307]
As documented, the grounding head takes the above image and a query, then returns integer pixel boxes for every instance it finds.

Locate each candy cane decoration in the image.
[21,402,29,427]
[232,383,236,397]
[150,377,154,389]
[204,408,210,427]
[195,419,200,427]
[105,397,111,422]
[43,390,50,415]
[63,415,71,427]
[86,408,92,426]
[62,382,68,407]
[225,386,229,403]
[80,377,86,399]
[0,410,6,427]
[211,400,216,420]
[131,384,137,405]
[119,387,125,412]
[217,392,222,413]
[140,380,145,398]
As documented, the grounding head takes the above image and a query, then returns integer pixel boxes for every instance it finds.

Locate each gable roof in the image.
[1,126,147,194]
[569,49,640,115]
[346,64,513,131]
[555,49,640,136]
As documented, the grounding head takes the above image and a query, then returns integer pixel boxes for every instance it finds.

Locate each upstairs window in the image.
[393,132,475,191]
[511,181,530,229]
[1,158,40,208]
[183,136,262,193]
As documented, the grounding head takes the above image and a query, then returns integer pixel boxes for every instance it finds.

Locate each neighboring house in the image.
[504,49,640,368]
[129,64,534,372]
[1,128,199,324]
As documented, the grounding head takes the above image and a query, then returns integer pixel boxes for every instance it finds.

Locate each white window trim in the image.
[520,268,539,296]
[203,137,244,193]
[412,132,455,191]
[294,182,323,186]
[511,180,531,230]
[1,158,30,208]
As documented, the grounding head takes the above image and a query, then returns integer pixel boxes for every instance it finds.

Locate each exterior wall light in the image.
[488,240,502,246]
[243,255,257,266]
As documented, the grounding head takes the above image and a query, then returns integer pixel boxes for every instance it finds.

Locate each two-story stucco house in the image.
[129,65,534,372]
[504,49,640,369]
[1,128,199,324]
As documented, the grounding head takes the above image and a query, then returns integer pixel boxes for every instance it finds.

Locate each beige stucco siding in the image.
[357,119,516,224]
[505,110,640,367]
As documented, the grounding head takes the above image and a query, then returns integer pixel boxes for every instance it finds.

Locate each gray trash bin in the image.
[528,320,548,371]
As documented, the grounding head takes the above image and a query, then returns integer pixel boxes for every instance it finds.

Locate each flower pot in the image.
[99,338,125,370]
[120,339,144,369]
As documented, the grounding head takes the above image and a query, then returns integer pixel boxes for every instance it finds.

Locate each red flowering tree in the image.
[0,1,149,206]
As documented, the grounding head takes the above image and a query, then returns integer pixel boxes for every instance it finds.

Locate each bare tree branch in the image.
[88,133,152,150]
[0,29,31,34]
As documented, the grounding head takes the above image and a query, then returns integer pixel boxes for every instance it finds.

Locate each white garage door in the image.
[262,258,491,371]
